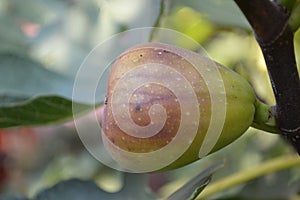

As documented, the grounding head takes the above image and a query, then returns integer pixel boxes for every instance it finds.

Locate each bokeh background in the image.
[0,0,299,199]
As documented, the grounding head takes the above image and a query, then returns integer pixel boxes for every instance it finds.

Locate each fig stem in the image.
[196,155,300,200]
[251,100,280,134]
[234,0,300,154]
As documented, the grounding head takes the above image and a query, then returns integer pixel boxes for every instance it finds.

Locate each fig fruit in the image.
[101,42,275,172]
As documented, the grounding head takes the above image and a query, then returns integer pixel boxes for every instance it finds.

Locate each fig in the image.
[102,42,277,173]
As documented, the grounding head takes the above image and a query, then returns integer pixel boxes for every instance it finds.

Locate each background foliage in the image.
[0,0,299,199]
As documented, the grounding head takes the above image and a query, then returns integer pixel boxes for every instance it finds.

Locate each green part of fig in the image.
[162,60,256,171]
[252,100,279,133]
[102,42,276,173]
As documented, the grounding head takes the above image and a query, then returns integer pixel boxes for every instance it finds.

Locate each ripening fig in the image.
[101,42,278,173]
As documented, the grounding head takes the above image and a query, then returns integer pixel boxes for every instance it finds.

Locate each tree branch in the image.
[234,0,300,154]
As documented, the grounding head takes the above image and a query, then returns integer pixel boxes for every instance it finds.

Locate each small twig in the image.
[196,155,300,199]
[149,0,170,41]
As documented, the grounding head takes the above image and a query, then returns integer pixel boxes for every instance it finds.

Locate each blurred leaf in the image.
[0,54,74,98]
[104,0,161,29]
[0,16,29,56]
[2,173,157,200]
[278,0,297,11]
[163,7,215,44]
[0,95,91,128]
[118,173,157,200]
[1,196,28,200]
[33,179,117,200]
[2,0,49,23]
[152,0,170,28]
[167,161,224,200]
[295,28,300,65]
[0,53,92,128]
[197,155,300,199]
[171,0,250,29]
[290,2,300,32]
[236,170,300,199]
[31,151,101,196]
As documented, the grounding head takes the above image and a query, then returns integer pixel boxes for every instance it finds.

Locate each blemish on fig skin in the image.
[135,104,141,111]
[156,49,170,55]
[111,138,115,144]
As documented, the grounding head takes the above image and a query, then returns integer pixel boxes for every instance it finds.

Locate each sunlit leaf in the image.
[163,7,215,45]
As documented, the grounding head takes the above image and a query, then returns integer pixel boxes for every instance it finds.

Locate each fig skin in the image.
[102,43,256,172]
[166,64,256,171]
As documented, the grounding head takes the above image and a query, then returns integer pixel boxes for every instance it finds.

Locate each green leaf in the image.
[166,161,224,200]
[0,53,92,128]
[0,95,91,128]
[186,181,210,200]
